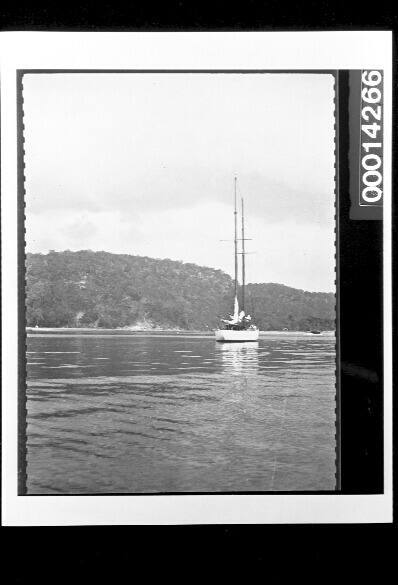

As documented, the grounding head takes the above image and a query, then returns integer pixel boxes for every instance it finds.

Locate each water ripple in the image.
[26,333,336,494]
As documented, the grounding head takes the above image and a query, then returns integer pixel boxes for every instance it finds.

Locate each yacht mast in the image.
[234,177,238,300]
[241,197,245,313]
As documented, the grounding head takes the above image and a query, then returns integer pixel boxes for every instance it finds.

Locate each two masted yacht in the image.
[215,178,259,342]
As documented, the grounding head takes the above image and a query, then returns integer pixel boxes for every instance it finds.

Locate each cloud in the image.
[26,202,335,292]
[23,72,335,291]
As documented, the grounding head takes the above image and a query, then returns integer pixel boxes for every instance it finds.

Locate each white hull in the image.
[215,329,259,342]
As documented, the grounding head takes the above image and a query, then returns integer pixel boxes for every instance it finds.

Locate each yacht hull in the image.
[215,329,259,342]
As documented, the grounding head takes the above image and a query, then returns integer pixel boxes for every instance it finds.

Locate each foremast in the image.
[241,196,246,313]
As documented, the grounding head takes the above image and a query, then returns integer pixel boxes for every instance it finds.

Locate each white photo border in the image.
[1,31,392,525]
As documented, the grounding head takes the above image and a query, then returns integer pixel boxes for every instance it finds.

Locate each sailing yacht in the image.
[215,178,259,342]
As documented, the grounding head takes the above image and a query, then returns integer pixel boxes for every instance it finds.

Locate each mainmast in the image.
[234,177,238,300]
[241,197,245,313]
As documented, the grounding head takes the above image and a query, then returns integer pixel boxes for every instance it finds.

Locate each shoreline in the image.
[26,327,335,337]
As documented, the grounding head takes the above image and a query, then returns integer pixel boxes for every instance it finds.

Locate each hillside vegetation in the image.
[26,251,335,331]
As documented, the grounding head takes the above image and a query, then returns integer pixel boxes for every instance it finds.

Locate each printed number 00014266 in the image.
[360,70,383,206]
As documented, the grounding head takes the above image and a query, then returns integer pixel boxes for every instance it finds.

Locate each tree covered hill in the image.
[245,283,335,331]
[26,251,335,331]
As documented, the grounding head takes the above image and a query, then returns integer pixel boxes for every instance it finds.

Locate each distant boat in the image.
[310,330,321,335]
[215,178,259,342]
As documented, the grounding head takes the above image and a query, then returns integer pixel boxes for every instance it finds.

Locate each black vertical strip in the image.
[17,71,27,495]
[339,70,384,493]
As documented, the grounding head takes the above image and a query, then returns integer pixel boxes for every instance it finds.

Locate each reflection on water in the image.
[26,332,336,493]
[217,342,259,375]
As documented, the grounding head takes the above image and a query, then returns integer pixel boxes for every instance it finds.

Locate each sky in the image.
[23,73,336,292]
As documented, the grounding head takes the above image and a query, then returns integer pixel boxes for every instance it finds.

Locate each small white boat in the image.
[215,177,259,343]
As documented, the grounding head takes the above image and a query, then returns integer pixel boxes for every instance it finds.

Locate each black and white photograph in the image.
[0,31,392,525]
[23,71,336,494]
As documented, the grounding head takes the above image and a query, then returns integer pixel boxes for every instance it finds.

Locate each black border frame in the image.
[16,68,384,496]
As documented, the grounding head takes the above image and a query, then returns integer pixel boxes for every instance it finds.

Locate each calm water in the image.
[26,332,336,493]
